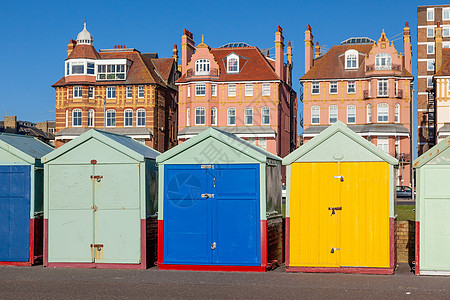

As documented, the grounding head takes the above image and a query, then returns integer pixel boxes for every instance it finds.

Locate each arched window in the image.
[262,107,270,125]
[195,107,205,125]
[245,107,253,125]
[395,103,400,123]
[345,49,358,69]
[377,103,389,122]
[367,104,372,123]
[211,107,217,125]
[347,105,356,124]
[311,106,320,124]
[72,109,82,127]
[106,109,116,127]
[187,108,190,126]
[124,109,133,127]
[137,109,145,126]
[228,107,236,125]
[227,54,239,73]
[88,109,94,127]
[375,53,392,70]
[195,59,210,75]
[65,109,68,127]
[329,105,338,124]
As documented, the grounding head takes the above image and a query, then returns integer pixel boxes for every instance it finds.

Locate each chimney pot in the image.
[438,21,441,28]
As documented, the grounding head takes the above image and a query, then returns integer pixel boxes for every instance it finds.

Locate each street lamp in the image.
[96,95,106,131]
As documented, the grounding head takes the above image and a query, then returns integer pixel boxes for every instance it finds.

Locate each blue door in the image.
[163,164,260,266]
[0,165,31,262]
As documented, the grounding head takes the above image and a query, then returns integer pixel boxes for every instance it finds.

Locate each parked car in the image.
[396,186,413,198]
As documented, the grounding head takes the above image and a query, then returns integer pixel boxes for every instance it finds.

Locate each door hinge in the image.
[334,175,344,182]
[201,193,214,198]
[90,175,103,182]
[201,164,214,169]
[211,242,216,250]
[328,206,342,215]
[330,247,341,253]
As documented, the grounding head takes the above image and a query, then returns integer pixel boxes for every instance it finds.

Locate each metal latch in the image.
[201,165,214,169]
[201,193,214,198]
[90,175,103,182]
[90,244,104,260]
[211,242,216,250]
[330,247,341,253]
[328,206,342,215]
[334,175,344,182]
[91,204,98,212]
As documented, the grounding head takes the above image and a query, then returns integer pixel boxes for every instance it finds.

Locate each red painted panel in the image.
[390,217,395,270]
[46,262,144,269]
[140,219,147,269]
[157,220,164,265]
[260,220,267,268]
[286,266,394,275]
[158,264,266,272]
[415,221,420,275]
[285,217,290,267]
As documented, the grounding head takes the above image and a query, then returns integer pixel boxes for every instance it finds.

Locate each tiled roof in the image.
[435,48,450,77]
[176,47,279,83]
[66,44,101,60]
[300,44,413,81]
[54,47,176,88]
[304,123,409,136]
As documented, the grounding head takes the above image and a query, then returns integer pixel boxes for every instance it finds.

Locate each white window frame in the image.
[395,80,398,97]
[211,107,217,125]
[443,8,450,20]
[311,105,320,124]
[245,84,253,96]
[138,85,144,98]
[186,108,190,126]
[88,109,94,127]
[262,107,270,125]
[258,138,267,150]
[72,108,82,127]
[329,82,338,94]
[228,84,236,97]
[427,8,434,21]
[137,108,145,127]
[428,77,434,88]
[106,109,116,127]
[427,28,434,38]
[377,137,389,153]
[347,105,356,124]
[375,53,392,70]
[395,103,400,123]
[367,104,372,123]
[312,82,320,95]
[262,83,271,96]
[195,59,210,75]
[187,85,190,97]
[427,60,435,71]
[195,107,206,125]
[377,103,389,122]
[227,54,239,73]
[107,86,116,99]
[347,81,355,94]
[124,109,133,127]
[227,107,236,126]
[126,86,133,99]
[211,84,217,97]
[65,109,68,127]
[73,86,82,98]
[377,79,389,97]
[427,44,434,55]
[329,105,338,124]
[447,80,450,96]
[345,49,358,69]
[88,86,94,99]
[244,107,253,125]
[444,28,450,38]
[195,83,206,96]
[96,63,126,81]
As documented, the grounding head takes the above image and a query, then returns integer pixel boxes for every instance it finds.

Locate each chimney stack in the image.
[287,40,293,65]
[305,25,314,73]
[275,25,285,80]
[173,44,179,64]
[67,39,77,57]
[4,116,17,133]
[435,22,443,73]
[181,29,195,75]
[403,22,412,74]
[315,42,320,58]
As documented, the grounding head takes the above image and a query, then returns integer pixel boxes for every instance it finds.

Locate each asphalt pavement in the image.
[1,263,449,299]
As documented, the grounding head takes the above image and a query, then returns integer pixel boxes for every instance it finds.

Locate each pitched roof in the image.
[43,129,160,163]
[0,133,53,163]
[151,58,175,82]
[413,134,450,168]
[176,47,279,83]
[435,48,450,77]
[66,44,101,60]
[300,44,413,81]
[283,121,399,165]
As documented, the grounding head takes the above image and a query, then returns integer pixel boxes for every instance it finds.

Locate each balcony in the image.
[396,153,411,163]
[186,68,219,79]
[363,90,370,99]
[395,89,403,99]
[365,64,401,72]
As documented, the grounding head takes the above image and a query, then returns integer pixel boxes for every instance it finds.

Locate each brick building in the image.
[301,25,413,186]
[176,26,297,158]
[0,116,55,146]
[52,21,179,151]
[417,5,450,154]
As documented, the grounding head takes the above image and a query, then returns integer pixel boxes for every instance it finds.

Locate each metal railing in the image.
[366,64,401,72]
[186,68,219,79]
[395,89,403,98]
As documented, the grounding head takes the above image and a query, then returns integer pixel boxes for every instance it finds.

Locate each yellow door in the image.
[290,161,390,268]
[339,162,390,268]
[290,162,341,267]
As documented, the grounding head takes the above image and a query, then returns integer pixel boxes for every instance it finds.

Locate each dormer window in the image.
[227,54,239,73]
[72,62,85,74]
[375,53,391,70]
[345,49,358,69]
[195,59,210,75]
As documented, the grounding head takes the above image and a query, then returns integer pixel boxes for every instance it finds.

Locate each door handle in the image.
[211,242,216,250]
[201,193,214,198]
[334,175,344,182]
[330,247,341,253]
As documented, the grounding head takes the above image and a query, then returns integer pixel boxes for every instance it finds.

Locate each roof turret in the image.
[76,18,93,45]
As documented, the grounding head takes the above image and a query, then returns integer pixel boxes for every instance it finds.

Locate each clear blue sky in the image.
[0,0,446,156]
